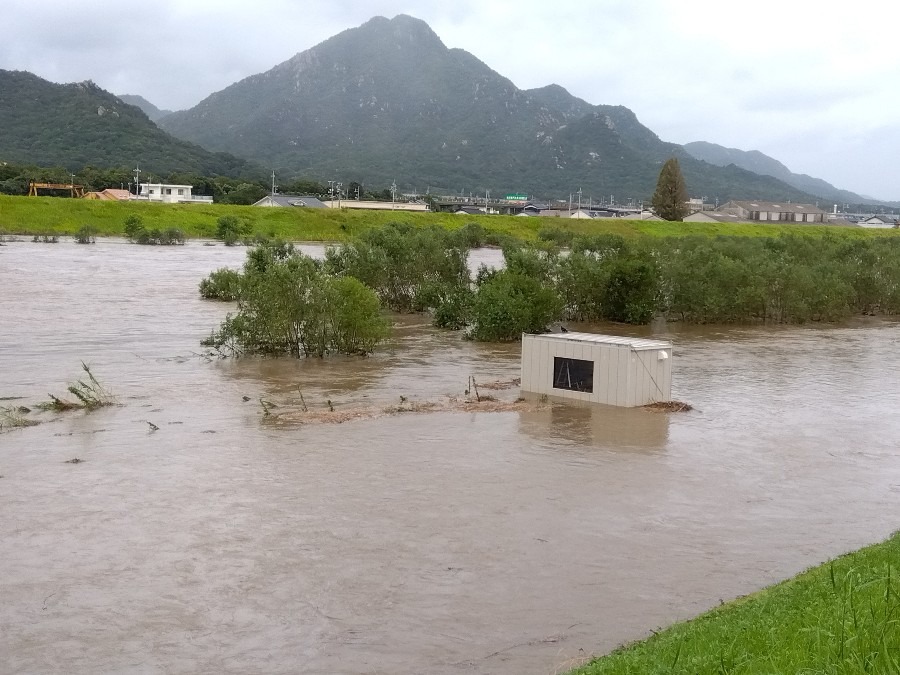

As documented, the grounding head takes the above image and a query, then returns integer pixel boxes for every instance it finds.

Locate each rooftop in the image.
[526,332,673,351]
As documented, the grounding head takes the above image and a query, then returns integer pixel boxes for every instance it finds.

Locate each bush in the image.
[124,214,184,245]
[74,225,96,244]
[449,222,487,248]
[537,226,575,247]
[324,222,470,314]
[124,214,144,240]
[216,215,250,246]
[431,285,475,330]
[467,271,563,341]
[602,257,659,324]
[202,248,389,357]
[199,268,243,300]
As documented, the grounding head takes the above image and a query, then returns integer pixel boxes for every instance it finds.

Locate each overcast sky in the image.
[2,0,898,200]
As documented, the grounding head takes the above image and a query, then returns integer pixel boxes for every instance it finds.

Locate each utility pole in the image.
[328,180,336,207]
[133,165,141,197]
[271,170,276,197]
[336,182,343,208]
[390,181,397,210]
[577,188,582,214]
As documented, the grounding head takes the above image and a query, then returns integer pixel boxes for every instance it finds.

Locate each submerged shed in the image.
[520,332,673,407]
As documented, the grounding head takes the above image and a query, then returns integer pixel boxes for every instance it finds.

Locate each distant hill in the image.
[0,69,258,177]
[683,141,868,205]
[117,94,173,122]
[160,15,815,202]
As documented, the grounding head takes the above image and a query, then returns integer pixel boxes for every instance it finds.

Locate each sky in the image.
[2,0,898,200]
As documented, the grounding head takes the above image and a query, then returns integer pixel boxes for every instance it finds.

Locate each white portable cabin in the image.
[520,332,673,407]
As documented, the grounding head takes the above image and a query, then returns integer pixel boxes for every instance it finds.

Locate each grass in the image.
[1,195,897,242]
[36,363,115,412]
[568,532,900,675]
[0,406,40,430]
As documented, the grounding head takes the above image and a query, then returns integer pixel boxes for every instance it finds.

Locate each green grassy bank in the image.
[569,532,900,674]
[1,195,896,242]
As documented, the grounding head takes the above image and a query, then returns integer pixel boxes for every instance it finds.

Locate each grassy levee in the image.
[2,195,898,242]
[569,532,900,674]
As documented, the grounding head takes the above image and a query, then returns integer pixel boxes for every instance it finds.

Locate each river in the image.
[2,239,900,674]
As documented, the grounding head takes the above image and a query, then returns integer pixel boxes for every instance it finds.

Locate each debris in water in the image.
[643,401,693,413]
[0,406,40,430]
[64,458,84,464]
[242,395,251,402]
[479,378,521,391]
[147,421,159,432]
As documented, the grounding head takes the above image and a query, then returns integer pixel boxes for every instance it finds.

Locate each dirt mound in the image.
[267,396,538,426]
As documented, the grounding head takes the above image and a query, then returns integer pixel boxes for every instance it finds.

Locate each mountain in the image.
[683,141,868,205]
[0,70,257,176]
[117,94,173,122]
[160,15,815,201]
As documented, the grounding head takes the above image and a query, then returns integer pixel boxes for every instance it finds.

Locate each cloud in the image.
[2,0,899,198]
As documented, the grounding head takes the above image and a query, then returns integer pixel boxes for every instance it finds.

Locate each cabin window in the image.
[177,188,184,196]
[165,188,172,195]
[553,357,594,393]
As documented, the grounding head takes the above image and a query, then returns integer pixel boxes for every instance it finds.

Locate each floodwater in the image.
[3,239,900,675]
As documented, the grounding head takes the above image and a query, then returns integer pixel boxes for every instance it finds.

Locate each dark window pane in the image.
[553,357,594,393]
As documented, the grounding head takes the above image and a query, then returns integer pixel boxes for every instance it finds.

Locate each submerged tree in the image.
[201,242,390,357]
[651,157,689,221]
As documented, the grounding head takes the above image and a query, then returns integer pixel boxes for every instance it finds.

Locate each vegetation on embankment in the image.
[569,532,900,675]
[3,194,899,242]
[202,223,900,349]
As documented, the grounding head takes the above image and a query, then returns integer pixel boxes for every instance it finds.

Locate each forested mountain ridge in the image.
[160,15,816,201]
[0,70,258,177]
[117,94,173,122]
[683,141,869,205]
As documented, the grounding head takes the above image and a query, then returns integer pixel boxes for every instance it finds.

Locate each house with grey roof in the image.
[859,214,898,228]
[253,194,327,208]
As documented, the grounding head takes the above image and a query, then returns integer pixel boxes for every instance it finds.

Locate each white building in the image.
[138,183,213,204]
[520,332,673,408]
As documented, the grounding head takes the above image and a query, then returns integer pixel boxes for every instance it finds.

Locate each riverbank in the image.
[1,195,896,241]
[569,532,900,674]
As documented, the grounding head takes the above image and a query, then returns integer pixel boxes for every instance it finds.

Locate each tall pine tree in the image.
[651,158,689,221]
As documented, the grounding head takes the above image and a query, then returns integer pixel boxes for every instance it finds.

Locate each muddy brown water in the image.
[3,239,900,674]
